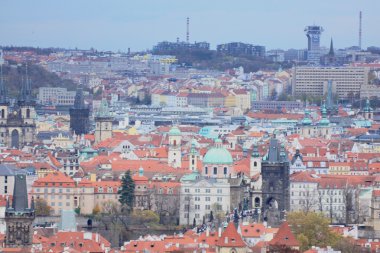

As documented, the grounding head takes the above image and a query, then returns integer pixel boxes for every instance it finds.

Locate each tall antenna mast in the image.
[186,17,190,43]
[359,11,362,50]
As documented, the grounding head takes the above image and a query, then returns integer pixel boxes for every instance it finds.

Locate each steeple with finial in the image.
[74,85,86,109]
[328,38,335,56]
[318,100,330,126]
[96,97,111,118]
[0,64,8,105]
[18,62,34,106]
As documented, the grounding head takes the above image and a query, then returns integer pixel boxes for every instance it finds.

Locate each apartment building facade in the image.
[292,66,369,99]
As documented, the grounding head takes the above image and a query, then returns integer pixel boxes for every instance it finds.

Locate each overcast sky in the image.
[1,0,379,52]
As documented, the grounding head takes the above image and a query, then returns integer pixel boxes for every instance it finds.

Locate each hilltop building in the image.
[305,25,324,65]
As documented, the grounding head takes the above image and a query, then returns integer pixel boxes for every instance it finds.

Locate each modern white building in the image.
[38,87,76,106]
[292,66,369,99]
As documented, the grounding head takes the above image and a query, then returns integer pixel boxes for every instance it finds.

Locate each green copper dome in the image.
[318,101,330,126]
[301,109,312,125]
[97,98,111,118]
[364,99,373,113]
[168,126,181,136]
[203,146,233,165]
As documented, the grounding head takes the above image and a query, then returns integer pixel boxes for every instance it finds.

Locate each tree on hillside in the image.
[287,211,341,251]
[118,170,135,213]
[35,198,52,216]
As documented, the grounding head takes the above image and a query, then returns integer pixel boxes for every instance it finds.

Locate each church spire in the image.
[18,62,34,106]
[96,97,111,118]
[0,64,8,105]
[74,85,86,109]
[328,38,334,56]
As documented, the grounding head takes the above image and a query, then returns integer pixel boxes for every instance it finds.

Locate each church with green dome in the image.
[202,139,234,178]
[298,101,332,139]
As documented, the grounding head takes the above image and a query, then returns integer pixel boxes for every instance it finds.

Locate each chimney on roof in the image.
[206,227,209,237]
[218,227,222,238]
[224,236,228,244]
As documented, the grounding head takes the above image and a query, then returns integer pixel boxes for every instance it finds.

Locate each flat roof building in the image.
[292,66,369,99]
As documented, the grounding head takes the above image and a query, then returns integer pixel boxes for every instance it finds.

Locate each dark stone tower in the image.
[69,86,90,135]
[5,174,35,248]
[0,65,36,148]
[261,138,290,227]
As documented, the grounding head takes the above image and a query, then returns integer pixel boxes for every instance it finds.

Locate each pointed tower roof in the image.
[189,139,199,155]
[216,222,246,248]
[96,98,111,118]
[328,38,335,56]
[269,221,299,248]
[364,98,373,113]
[318,101,330,126]
[252,143,260,158]
[7,174,32,212]
[74,86,86,109]
[301,108,312,125]
[0,65,8,105]
[18,63,34,106]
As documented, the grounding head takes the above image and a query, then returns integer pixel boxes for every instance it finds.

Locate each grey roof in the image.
[0,164,17,176]
[10,174,29,212]
[264,138,288,163]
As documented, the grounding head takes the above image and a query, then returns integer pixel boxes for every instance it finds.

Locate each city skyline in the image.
[0,0,379,52]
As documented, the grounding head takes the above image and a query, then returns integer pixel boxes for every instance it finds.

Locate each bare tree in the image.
[299,187,319,214]
[155,193,180,225]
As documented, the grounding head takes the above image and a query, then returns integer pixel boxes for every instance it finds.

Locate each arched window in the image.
[1,109,4,119]
[173,140,177,146]
[213,167,217,175]
[254,197,260,207]
[224,167,227,175]
[205,167,208,174]
[26,108,30,118]
[254,161,257,167]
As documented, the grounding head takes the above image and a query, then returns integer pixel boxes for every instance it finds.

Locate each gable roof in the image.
[216,222,246,248]
[269,221,299,247]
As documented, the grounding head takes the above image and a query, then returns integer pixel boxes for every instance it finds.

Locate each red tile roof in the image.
[216,222,246,248]
[33,171,76,187]
[269,221,299,248]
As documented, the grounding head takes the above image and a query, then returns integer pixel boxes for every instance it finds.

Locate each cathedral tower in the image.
[0,65,36,148]
[168,126,182,168]
[261,138,290,227]
[250,143,261,177]
[188,139,199,171]
[0,66,9,126]
[69,86,90,135]
[5,174,35,248]
[95,98,113,144]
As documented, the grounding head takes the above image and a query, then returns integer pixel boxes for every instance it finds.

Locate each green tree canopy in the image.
[34,198,52,216]
[287,211,341,251]
[118,170,135,213]
[131,210,159,224]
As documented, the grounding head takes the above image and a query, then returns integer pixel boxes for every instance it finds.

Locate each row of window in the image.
[184,188,223,193]
[204,167,228,175]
